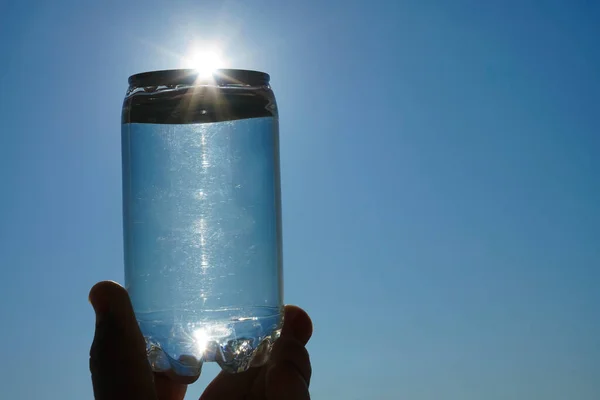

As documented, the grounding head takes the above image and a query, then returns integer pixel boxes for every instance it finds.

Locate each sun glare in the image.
[193,328,210,354]
[184,49,224,78]
[192,324,232,355]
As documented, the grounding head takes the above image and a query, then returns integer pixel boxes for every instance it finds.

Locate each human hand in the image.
[89,281,312,400]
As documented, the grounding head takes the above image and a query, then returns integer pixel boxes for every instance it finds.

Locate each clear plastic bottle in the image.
[121,69,283,378]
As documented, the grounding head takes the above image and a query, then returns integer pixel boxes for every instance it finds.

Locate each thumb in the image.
[89,281,157,400]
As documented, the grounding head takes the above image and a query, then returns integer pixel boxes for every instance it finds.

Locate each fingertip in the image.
[89,281,124,311]
[89,280,127,301]
[89,281,134,321]
[283,305,313,345]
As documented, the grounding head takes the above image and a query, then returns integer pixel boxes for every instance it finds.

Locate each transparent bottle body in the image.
[121,73,283,377]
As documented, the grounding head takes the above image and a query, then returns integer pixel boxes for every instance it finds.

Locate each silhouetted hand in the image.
[89,281,312,400]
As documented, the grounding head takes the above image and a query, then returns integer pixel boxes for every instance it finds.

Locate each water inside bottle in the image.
[122,116,283,377]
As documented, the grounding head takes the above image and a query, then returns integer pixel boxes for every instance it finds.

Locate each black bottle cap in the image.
[128,69,270,87]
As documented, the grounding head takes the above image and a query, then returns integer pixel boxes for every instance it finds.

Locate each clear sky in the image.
[1,1,599,399]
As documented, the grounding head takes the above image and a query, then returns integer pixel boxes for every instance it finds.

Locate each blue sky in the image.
[1,1,599,399]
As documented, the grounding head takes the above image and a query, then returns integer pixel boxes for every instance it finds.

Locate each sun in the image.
[183,49,225,78]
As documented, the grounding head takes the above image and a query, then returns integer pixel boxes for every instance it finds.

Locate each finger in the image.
[200,367,262,400]
[266,306,313,400]
[154,373,188,400]
[266,361,311,400]
[269,336,312,386]
[89,281,157,400]
[281,305,313,345]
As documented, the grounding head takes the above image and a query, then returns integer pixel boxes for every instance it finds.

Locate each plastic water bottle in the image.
[121,69,283,378]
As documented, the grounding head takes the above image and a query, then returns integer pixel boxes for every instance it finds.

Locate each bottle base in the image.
[137,308,282,378]
[146,332,279,377]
